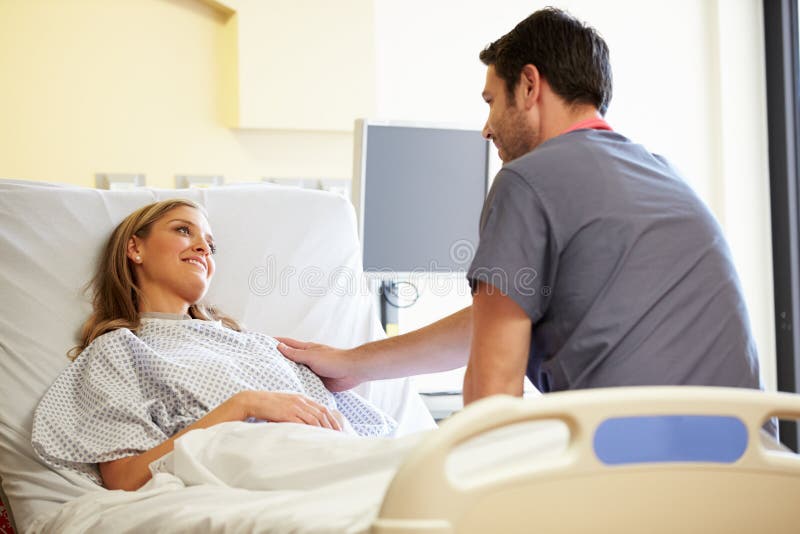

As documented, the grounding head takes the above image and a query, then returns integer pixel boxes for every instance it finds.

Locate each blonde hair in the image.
[69,199,241,360]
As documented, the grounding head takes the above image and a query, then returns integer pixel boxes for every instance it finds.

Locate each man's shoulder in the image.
[508,130,633,173]
[503,129,686,196]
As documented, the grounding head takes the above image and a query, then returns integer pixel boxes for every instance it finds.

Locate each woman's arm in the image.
[99,391,341,491]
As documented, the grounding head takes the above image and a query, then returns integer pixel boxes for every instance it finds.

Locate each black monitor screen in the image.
[353,122,489,273]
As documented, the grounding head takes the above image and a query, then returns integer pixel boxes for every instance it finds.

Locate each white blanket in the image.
[28,420,568,533]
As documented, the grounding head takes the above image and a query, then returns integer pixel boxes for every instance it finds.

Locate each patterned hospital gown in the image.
[31,316,397,484]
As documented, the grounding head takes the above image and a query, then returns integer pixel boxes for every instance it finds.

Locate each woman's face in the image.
[128,206,216,314]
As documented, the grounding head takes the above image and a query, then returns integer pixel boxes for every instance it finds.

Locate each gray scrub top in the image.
[467,128,761,393]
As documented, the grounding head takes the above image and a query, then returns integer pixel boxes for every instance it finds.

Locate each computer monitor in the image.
[352,120,490,274]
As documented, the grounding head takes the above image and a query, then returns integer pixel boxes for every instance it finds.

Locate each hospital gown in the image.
[31,316,397,484]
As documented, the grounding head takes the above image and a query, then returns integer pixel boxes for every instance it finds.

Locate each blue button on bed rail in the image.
[593,415,748,465]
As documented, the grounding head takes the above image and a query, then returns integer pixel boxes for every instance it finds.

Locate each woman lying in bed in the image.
[31,199,396,491]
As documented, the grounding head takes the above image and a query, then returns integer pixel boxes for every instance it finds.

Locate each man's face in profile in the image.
[481,65,538,163]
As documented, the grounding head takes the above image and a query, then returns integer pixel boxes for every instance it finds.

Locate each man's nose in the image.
[482,122,493,140]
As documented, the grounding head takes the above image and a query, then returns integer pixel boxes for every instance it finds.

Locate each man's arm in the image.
[463,281,532,405]
[278,306,472,391]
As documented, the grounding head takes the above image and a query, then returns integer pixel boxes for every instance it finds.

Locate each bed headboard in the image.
[0,180,434,531]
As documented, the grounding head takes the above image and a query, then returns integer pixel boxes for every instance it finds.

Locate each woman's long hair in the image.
[68,199,241,360]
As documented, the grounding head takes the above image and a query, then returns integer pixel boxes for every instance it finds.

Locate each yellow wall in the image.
[232,0,375,130]
[0,0,357,188]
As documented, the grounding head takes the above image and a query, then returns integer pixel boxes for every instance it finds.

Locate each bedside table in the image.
[419,392,463,423]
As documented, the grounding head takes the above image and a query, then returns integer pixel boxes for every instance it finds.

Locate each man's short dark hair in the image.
[480,7,612,115]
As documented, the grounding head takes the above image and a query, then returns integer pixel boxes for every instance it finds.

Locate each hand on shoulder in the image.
[275,337,364,392]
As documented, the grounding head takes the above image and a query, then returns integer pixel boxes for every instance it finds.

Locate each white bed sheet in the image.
[28,420,568,533]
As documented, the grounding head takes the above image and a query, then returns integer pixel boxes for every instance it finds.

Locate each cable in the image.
[381,280,420,309]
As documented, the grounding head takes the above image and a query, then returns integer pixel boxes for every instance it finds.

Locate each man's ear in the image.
[126,236,142,263]
[519,64,541,110]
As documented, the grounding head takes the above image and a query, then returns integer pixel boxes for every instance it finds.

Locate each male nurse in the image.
[279,7,761,405]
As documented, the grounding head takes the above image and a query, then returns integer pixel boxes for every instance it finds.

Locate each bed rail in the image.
[372,386,800,534]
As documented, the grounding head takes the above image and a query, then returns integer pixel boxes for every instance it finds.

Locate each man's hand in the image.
[276,337,365,392]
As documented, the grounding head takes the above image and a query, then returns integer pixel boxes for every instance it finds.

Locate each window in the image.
[765,0,800,451]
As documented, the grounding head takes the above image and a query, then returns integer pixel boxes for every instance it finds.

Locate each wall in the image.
[0,0,776,389]
[230,0,375,131]
[0,0,355,187]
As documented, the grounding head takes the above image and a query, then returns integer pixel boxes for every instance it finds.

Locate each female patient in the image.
[32,199,395,491]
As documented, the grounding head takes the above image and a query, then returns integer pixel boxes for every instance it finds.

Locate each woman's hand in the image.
[230,390,342,431]
[100,390,343,491]
[276,337,365,392]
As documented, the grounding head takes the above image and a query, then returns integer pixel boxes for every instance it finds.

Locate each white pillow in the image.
[0,180,434,531]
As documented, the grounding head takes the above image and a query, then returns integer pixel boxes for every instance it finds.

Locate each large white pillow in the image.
[0,180,434,531]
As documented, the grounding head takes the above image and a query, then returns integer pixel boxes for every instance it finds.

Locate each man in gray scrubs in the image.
[278,8,761,405]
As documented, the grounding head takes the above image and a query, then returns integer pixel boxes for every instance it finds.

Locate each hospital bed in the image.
[1,180,799,533]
